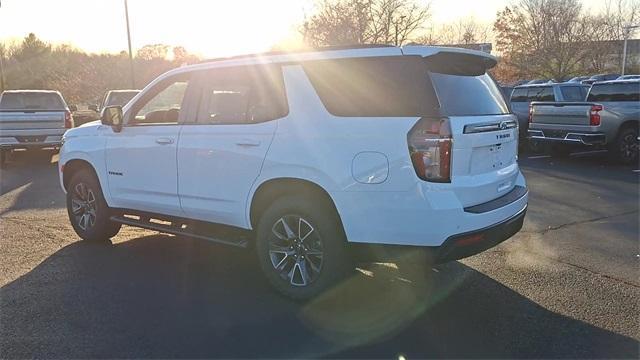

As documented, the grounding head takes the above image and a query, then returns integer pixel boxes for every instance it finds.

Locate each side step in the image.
[110,215,249,248]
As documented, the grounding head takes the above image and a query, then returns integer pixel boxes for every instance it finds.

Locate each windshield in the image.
[0,92,65,110]
[105,91,139,107]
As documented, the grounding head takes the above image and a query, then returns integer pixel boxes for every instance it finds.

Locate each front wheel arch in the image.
[62,159,101,193]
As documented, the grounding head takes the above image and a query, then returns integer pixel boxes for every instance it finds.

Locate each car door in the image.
[177,65,286,227]
[105,73,194,216]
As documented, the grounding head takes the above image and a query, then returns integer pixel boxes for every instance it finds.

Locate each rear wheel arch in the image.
[249,178,344,235]
[617,120,639,134]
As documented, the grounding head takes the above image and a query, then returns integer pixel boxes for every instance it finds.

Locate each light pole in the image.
[621,24,639,76]
[394,15,406,46]
[124,0,135,88]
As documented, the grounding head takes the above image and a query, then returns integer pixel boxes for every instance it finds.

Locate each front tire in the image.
[256,196,351,300]
[66,169,121,242]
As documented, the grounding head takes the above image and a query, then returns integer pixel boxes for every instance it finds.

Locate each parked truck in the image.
[510,82,590,141]
[0,90,74,165]
[528,79,639,164]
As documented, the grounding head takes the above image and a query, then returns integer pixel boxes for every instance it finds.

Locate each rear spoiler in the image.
[402,45,497,75]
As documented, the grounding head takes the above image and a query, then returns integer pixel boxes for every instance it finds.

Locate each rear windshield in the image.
[430,72,509,116]
[560,86,587,101]
[587,83,640,102]
[0,92,66,110]
[510,86,555,102]
[302,56,507,117]
[105,91,139,107]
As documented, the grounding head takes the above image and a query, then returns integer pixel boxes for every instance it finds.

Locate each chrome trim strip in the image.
[464,120,518,134]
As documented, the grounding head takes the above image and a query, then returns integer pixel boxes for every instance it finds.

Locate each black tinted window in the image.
[198,66,288,124]
[0,92,65,110]
[529,86,554,101]
[587,83,640,102]
[560,86,586,101]
[511,88,529,102]
[303,56,438,117]
[430,72,509,116]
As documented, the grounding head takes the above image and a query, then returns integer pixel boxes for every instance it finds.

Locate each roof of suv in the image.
[164,45,497,78]
[593,79,640,85]
[514,82,588,88]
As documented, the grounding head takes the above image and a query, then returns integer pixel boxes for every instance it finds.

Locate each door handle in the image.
[236,139,261,147]
[155,138,174,145]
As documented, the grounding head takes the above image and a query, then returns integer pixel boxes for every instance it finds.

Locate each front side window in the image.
[197,66,288,124]
[132,77,189,124]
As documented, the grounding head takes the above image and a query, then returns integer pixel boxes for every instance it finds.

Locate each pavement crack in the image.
[521,209,639,235]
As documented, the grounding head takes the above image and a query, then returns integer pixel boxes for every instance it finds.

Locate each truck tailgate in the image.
[530,102,594,125]
[0,111,66,131]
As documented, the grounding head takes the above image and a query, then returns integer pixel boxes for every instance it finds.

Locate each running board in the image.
[110,215,249,248]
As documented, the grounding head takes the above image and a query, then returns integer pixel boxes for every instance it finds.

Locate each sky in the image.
[0,0,611,58]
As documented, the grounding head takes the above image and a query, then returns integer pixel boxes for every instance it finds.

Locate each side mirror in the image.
[101,105,124,132]
[68,104,78,112]
[88,104,98,112]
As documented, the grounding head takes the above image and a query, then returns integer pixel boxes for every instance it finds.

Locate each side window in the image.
[560,86,584,101]
[197,66,288,124]
[132,76,189,125]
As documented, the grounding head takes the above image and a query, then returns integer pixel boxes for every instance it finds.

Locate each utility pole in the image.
[621,25,639,76]
[124,0,135,88]
[394,15,406,46]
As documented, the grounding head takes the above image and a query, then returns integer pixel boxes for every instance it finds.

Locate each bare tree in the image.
[417,17,491,45]
[301,0,431,47]
[494,0,592,81]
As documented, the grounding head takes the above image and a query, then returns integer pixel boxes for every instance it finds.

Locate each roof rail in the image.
[198,44,396,64]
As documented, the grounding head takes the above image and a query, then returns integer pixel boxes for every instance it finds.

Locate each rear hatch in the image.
[406,47,520,207]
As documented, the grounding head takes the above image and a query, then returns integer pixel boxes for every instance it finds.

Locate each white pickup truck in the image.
[0,90,74,165]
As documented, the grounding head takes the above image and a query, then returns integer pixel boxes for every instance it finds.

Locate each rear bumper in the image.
[0,131,64,149]
[436,206,526,263]
[528,129,606,146]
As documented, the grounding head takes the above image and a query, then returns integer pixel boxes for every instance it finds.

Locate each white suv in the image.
[59,45,528,299]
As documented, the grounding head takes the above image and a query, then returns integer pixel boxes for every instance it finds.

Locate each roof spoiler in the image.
[402,45,497,76]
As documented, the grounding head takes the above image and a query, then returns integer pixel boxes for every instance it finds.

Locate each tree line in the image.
[0,34,199,105]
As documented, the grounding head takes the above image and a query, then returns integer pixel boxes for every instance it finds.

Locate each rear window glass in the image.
[511,86,556,102]
[430,72,509,116]
[0,92,65,110]
[303,56,439,117]
[560,86,587,101]
[587,83,640,102]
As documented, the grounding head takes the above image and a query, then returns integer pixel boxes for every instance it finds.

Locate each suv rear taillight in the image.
[528,104,534,124]
[408,117,452,183]
[64,110,74,129]
[589,104,603,126]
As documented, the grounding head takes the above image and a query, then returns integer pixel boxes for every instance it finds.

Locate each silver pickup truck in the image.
[528,79,639,164]
[0,90,73,165]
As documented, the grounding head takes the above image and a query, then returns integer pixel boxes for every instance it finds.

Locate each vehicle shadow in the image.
[0,150,65,215]
[1,234,637,359]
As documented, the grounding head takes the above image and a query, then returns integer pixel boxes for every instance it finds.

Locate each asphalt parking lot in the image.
[0,150,638,359]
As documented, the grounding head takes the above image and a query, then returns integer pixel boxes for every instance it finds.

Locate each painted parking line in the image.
[570,150,608,156]
[528,155,551,159]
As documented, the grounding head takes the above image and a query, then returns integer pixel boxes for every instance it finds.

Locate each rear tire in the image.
[609,126,638,165]
[255,196,351,300]
[66,169,121,242]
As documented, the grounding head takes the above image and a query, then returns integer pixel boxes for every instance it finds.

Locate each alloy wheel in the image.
[620,132,639,162]
[70,182,97,231]
[268,215,324,287]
